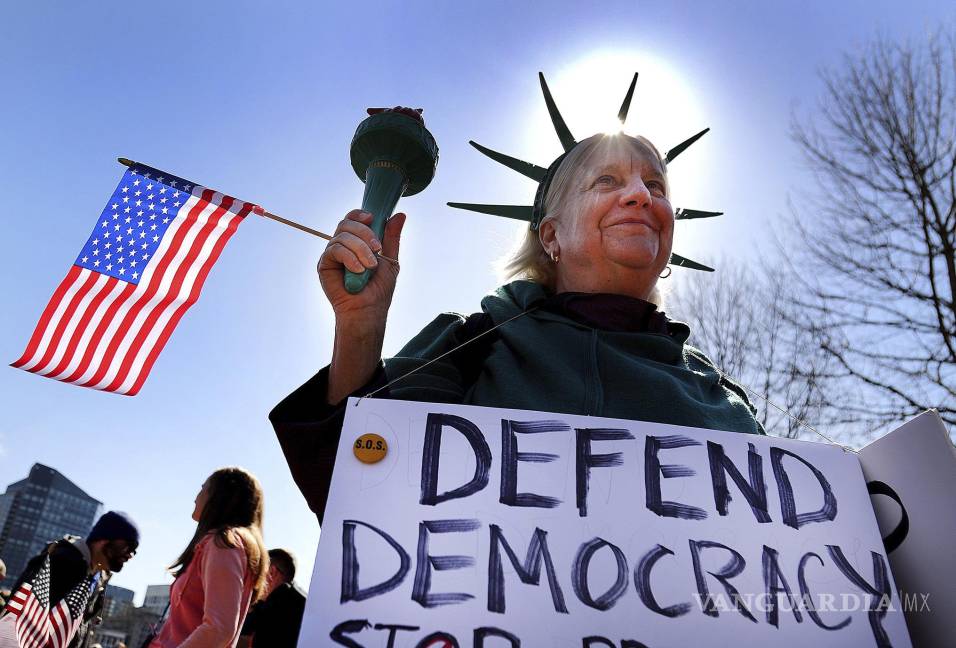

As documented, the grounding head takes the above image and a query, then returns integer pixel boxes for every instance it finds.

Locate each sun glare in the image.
[524,51,707,160]
[521,51,714,251]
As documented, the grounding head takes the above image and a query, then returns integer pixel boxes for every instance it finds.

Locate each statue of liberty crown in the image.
[448,72,718,272]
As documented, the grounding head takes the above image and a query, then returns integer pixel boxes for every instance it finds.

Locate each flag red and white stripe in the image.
[48,595,85,648]
[1,553,98,648]
[3,558,51,648]
[5,583,49,648]
[12,165,251,395]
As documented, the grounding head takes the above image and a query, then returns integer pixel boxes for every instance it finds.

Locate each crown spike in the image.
[538,72,577,152]
[617,72,639,124]
[675,208,723,220]
[669,252,715,272]
[665,128,710,164]
[469,141,548,182]
[447,202,534,223]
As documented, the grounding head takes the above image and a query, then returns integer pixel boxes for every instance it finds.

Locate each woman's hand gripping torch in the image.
[343,107,439,293]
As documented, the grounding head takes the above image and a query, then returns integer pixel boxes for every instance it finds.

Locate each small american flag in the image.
[12,164,253,395]
[1,555,98,648]
[3,555,50,648]
[48,574,97,648]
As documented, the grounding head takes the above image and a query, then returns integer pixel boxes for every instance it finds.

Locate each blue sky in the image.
[1,0,951,602]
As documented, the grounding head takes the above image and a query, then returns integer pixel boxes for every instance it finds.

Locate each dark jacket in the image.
[240,582,306,647]
[271,281,765,522]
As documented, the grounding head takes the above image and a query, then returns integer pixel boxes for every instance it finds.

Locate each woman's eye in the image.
[594,175,617,186]
[646,180,665,194]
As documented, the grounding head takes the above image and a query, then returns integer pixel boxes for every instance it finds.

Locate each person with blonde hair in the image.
[149,467,268,648]
[271,74,764,522]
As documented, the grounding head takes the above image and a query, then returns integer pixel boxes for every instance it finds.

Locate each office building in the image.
[103,583,136,618]
[0,463,101,589]
[143,583,171,614]
[95,606,163,648]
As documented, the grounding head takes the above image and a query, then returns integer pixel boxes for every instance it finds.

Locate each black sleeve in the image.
[7,542,84,608]
[6,552,46,603]
[48,543,86,605]
[269,363,389,524]
[269,312,495,524]
[240,600,262,636]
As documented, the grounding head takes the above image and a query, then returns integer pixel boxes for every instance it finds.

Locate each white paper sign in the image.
[301,399,911,648]
[858,410,956,648]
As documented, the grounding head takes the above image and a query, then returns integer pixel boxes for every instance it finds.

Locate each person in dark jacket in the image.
[7,511,139,648]
[271,118,765,523]
[238,548,306,648]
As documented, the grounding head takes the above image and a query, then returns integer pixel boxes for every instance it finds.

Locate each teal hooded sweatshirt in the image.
[383,280,765,436]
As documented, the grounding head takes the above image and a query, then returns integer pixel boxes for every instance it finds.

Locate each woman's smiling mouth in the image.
[607,218,657,231]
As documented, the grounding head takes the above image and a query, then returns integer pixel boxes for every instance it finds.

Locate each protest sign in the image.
[858,410,955,648]
[301,398,912,647]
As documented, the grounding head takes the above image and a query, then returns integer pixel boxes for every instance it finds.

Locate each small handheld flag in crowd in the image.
[48,572,98,648]
[2,555,51,648]
[0,555,96,648]
[11,161,256,396]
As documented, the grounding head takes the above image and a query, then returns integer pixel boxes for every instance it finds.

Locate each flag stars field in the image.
[11,164,252,395]
[72,176,184,284]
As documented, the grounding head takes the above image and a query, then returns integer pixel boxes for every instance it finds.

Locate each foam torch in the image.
[118,108,438,295]
[344,107,439,293]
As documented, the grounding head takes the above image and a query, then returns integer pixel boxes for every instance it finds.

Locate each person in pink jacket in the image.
[150,467,269,648]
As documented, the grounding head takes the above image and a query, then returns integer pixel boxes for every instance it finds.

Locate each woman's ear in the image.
[538,217,558,257]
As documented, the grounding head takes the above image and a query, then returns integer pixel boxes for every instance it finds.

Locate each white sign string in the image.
[356,307,539,405]
[710,365,855,452]
[357,306,851,450]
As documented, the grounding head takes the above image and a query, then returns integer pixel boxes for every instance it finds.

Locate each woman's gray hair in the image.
[499,133,669,305]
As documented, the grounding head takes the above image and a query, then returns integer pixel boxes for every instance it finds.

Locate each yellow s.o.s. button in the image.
[353,433,388,464]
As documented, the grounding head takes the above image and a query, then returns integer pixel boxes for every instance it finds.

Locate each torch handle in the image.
[344,163,408,294]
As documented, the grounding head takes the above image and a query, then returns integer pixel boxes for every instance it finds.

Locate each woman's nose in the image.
[620,178,652,208]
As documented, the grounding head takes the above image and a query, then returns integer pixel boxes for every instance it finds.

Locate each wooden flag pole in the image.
[117,157,332,240]
[257,210,332,241]
[116,157,398,263]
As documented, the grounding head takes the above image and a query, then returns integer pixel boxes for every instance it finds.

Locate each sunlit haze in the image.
[0,0,949,604]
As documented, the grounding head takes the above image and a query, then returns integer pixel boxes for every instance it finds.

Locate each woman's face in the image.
[541,140,674,297]
[192,479,211,522]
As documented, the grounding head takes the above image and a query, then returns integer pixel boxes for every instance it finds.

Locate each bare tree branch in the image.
[786,30,956,438]
[668,259,842,440]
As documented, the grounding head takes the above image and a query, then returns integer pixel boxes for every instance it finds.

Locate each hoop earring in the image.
[659,266,672,279]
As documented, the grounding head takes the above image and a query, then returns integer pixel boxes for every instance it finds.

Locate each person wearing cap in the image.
[7,510,139,648]
[270,75,766,523]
